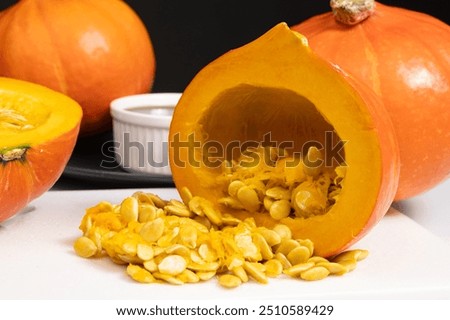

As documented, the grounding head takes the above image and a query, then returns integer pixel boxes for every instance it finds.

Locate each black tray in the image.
[57,132,174,189]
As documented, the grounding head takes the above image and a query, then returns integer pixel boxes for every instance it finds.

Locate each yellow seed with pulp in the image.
[264,259,283,277]
[269,199,291,220]
[236,186,260,212]
[286,246,311,265]
[140,218,165,243]
[126,264,156,283]
[218,274,243,288]
[272,224,292,240]
[120,197,139,223]
[300,266,330,281]
[283,262,315,277]
[73,236,97,258]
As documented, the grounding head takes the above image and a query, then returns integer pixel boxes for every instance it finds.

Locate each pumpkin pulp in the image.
[169,23,399,257]
[0,78,81,152]
[0,77,82,222]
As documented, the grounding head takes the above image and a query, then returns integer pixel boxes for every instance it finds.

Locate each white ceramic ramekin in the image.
[110,93,182,175]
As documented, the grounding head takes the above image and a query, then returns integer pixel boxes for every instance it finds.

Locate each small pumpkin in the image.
[168,23,400,257]
[0,77,82,222]
[0,0,155,136]
[292,0,450,200]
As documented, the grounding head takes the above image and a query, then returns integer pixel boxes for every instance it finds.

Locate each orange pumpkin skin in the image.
[292,2,450,200]
[0,0,155,136]
[0,77,82,222]
[0,129,79,222]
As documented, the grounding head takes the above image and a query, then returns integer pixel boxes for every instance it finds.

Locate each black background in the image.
[1,0,448,93]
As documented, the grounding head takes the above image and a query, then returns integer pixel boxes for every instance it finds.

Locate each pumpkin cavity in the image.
[0,94,50,132]
[195,84,346,220]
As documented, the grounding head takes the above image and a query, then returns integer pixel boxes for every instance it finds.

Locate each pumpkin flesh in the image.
[0,77,82,222]
[169,23,399,257]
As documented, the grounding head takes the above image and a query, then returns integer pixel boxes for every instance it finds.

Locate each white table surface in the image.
[0,180,449,300]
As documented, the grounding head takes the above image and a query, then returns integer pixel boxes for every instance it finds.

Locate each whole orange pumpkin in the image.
[0,0,155,136]
[292,0,450,200]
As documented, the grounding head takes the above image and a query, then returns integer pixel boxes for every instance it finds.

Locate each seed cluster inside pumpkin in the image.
[0,95,49,132]
[217,145,346,220]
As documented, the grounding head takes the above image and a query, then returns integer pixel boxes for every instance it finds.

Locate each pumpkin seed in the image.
[284,262,315,277]
[74,236,97,258]
[316,261,348,275]
[286,246,311,265]
[272,224,292,240]
[146,193,167,208]
[165,204,192,217]
[274,252,292,269]
[158,255,187,276]
[140,218,165,243]
[218,197,244,210]
[264,259,283,277]
[252,232,273,260]
[228,180,246,198]
[333,249,369,262]
[307,256,329,264]
[231,265,249,282]
[178,225,198,249]
[243,262,268,284]
[300,266,330,281]
[138,203,158,222]
[302,146,323,178]
[177,269,200,283]
[136,243,155,261]
[256,227,281,247]
[297,239,314,256]
[197,271,217,281]
[179,187,193,206]
[263,196,274,211]
[143,259,158,272]
[265,186,291,200]
[275,239,300,256]
[337,259,357,272]
[218,274,242,288]
[126,264,155,283]
[188,196,204,216]
[236,186,260,212]
[187,261,220,272]
[165,244,190,257]
[201,201,223,226]
[152,272,184,285]
[120,197,139,223]
[269,199,291,220]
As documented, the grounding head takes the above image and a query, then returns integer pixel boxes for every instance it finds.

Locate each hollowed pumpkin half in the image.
[0,77,82,222]
[169,23,399,257]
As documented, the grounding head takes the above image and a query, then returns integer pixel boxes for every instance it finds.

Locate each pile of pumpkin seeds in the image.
[74,187,368,288]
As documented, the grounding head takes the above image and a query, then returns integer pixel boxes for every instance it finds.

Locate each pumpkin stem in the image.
[0,147,27,162]
[330,0,375,25]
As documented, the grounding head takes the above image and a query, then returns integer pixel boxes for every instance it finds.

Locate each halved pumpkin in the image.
[168,23,399,257]
[0,77,82,222]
